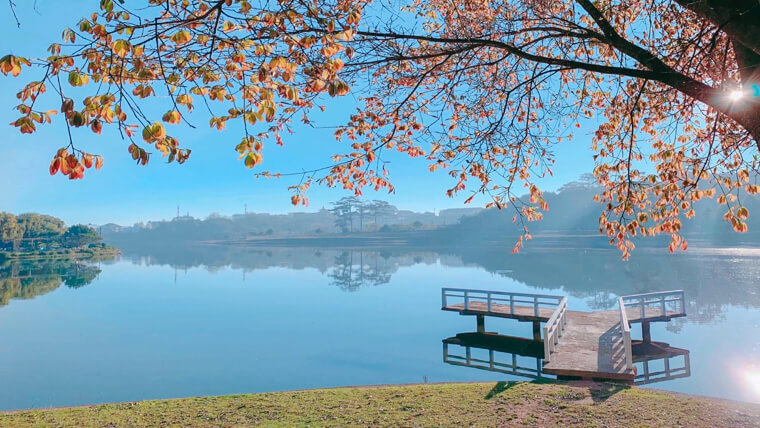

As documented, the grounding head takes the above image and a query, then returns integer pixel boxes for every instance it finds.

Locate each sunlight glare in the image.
[747,369,760,396]
[736,362,760,402]
[729,90,744,102]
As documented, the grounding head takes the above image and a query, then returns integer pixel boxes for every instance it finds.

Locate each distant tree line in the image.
[100,200,482,244]
[0,213,102,252]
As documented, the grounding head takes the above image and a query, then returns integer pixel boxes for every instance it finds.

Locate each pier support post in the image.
[532,321,541,340]
[476,315,485,333]
[641,321,651,343]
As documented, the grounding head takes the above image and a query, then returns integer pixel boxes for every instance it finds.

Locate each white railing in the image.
[441,288,565,318]
[619,297,633,370]
[542,297,568,363]
[621,290,686,319]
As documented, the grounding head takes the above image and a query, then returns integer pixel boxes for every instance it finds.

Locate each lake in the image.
[0,243,759,410]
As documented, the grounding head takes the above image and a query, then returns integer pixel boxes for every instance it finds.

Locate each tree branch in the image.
[8,0,20,27]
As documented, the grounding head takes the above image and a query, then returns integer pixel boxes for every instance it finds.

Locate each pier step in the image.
[542,310,635,381]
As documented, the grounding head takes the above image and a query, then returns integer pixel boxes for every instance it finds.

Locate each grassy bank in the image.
[0,246,121,261]
[1,381,758,427]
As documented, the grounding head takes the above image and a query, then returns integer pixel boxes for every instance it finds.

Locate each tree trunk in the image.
[734,105,760,149]
[675,0,760,57]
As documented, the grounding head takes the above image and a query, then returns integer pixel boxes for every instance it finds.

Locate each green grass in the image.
[1,381,758,427]
[0,246,120,261]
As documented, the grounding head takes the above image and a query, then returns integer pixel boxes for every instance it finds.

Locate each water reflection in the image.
[451,246,760,328]
[0,258,106,306]
[632,341,691,385]
[442,331,691,386]
[0,242,754,408]
[442,333,551,380]
[119,242,760,327]
[327,251,394,291]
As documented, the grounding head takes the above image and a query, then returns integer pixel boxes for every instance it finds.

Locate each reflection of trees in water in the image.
[0,259,102,306]
[122,245,446,290]
[585,292,619,311]
[665,303,726,333]
[0,278,60,306]
[450,245,760,326]
[327,251,394,291]
[118,241,759,325]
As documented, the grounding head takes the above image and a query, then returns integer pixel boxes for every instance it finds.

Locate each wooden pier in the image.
[442,288,686,382]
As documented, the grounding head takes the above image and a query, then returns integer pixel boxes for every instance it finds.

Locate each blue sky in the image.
[0,1,597,225]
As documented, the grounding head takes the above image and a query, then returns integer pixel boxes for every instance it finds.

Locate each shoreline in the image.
[0,248,121,262]
[1,381,758,427]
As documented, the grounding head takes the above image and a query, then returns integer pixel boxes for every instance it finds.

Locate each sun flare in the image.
[735,362,760,402]
[729,90,745,102]
[747,369,760,396]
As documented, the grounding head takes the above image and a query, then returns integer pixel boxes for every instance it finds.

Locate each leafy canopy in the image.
[61,224,102,247]
[4,0,760,257]
[0,213,101,249]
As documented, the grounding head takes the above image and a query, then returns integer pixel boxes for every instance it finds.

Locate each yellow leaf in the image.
[162,110,182,125]
[170,30,192,45]
[112,39,131,58]
[142,122,166,142]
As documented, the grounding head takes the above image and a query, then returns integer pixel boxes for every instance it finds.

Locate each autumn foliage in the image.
[3,0,760,257]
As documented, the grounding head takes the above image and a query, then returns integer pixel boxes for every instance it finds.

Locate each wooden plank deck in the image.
[442,302,682,323]
[442,302,555,321]
[541,309,635,381]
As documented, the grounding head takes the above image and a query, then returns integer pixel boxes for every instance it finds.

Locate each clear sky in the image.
[0,1,597,225]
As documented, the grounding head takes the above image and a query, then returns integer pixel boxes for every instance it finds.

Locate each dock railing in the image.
[542,296,568,363]
[618,297,633,370]
[441,288,564,318]
[621,290,686,320]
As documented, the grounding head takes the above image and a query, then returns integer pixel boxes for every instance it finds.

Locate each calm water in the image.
[0,243,759,410]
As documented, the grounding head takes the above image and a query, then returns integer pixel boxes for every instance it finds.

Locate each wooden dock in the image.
[442,288,686,382]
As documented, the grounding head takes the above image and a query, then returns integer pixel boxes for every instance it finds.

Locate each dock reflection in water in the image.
[443,333,553,380]
[632,341,691,385]
[442,331,691,386]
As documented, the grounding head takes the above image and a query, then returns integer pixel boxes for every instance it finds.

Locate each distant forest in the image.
[101,175,760,246]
